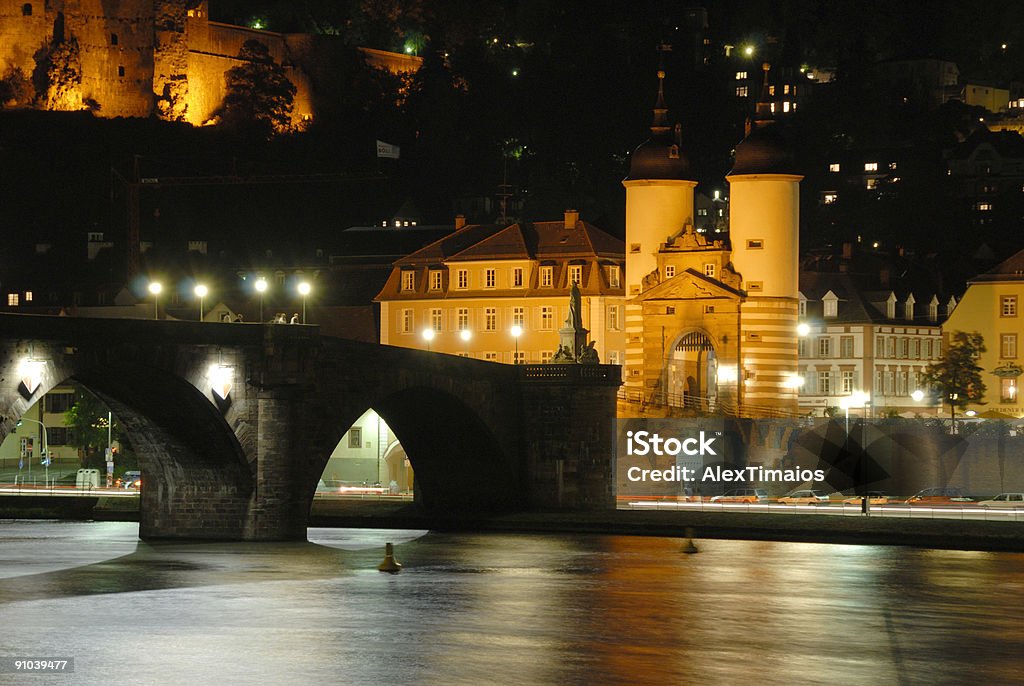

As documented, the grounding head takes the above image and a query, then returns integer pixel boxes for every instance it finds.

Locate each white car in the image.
[976,493,1024,508]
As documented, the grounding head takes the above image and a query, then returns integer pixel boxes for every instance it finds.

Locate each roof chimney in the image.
[564,209,579,229]
[454,214,466,230]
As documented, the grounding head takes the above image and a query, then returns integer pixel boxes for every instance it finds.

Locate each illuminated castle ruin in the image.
[0,0,317,125]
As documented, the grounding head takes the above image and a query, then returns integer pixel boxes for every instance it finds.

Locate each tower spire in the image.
[755,62,773,121]
[651,43,672,135]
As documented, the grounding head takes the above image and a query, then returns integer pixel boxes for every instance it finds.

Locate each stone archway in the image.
[666,330,718,412]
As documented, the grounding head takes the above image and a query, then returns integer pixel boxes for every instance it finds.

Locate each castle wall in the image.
[0,1,51,75]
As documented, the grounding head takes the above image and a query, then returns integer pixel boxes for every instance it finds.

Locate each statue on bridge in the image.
[550,282,599,364]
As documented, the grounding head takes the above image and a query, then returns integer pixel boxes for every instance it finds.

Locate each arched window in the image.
[22,3,33,16]
[111,33,118,45]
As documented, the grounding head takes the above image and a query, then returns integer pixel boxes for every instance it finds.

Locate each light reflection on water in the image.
[0,521,1022,685]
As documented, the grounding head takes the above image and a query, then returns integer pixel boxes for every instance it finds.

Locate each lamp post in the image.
[460,329,472,357]
[16,417,49,488]
[148,281,162,319]
[297,281,311,324]
[194,284,208,321]
[254,277,268,322]
[511,324,523,364]
[422,328,434,352]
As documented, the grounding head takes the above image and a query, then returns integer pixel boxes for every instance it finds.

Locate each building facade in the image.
[376,212,626,365]
[944,249,1024,416]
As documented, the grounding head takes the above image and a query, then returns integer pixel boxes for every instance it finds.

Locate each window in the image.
[541,306,553,330]
[665,265,676,279]
[401,271,415,292]
[874,370,883,395]
[629,243,641,254]
[735,86,748,97]
[735,71,748,80]
[7,293,18,306]
[24,291,32,302]
[818,371,831,395]
[608,305,620,330]
[912,339,921,359]
[840,336,854,358]
[818,337,831,358]
[887,338,896,358]
[829,163,840,172]
[799,299,807,317]
[513,351,526,365]
[768,85,775,96]
[1002,334,1018,359]
[512,307,525,328]
[923,339,932,359]
[540,266,553,288]
[485,308,496,331]
[897,371,908,396]
[889,161,898,170]
[22,3,31,16]
[429,270,443,291]
[824,298,838,318]
[864,162,878,171]
[884,371,894,395]
[904,300,914,320]
[823,192,838,204]
[1001,378,1018,403]
[842,371,854,394]
[703,263,716,278]
[513,267,524,288]
[898,338,908,358]
[569,265,583,285]
[865,178,878,190]
[746,239,764,249]
[456,269,468,290]
[118,65,125,77]
[540,351,554,363]
[45,393,74,413]
[111,33,118,45]
[484,352,498,362]
[400,309,413,333]
[484,268,496,288]
[606,265,620,288]
[348,427,362,449]
[431,308,443,332]
[1002,296,1018,317]
[457,308,469,331]
[798,338,808,357]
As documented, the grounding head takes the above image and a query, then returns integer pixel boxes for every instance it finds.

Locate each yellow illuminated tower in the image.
[725,63,803,412]
[622,66,698,400]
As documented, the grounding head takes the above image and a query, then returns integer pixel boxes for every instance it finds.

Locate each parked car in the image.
[976,493,1024,508]
[906,487,972,505]
[777,489,830,505]
[121,470,142,490]
[841,492,891,505]
[710,488,769,503]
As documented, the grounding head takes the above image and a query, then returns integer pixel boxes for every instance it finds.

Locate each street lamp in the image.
[460,329,472,356]
[422,328,434,351]
[15,417,49,488]
[511,324,523,364]
[254,277,268,322]
[297,281,311,324]
[194,284,208,321]
[148,281,162,319]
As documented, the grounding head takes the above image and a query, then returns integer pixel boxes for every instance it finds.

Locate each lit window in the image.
[484,268,496,288]
[735,86,748,97]
[608,305,620,330]
[866,178,878,190]
[978,202,993,211]
[512,307,525,327]
[401,271,415,291]
[698,208,709,216]
[400,309,413,333]
[24,291,32,302]
[783,101,791,112]
[818,371,831,395]
[485,308,496,331]
[569,265,583,285]
[823,193,838,204]
[824,298,837,318]
[431,308,443,332]
[512,267,524,288]
[864,162,878,171]
[818,337,831,357]
[456,269,468,289]
[541,266,553,287]
[889,162,897,170]
[828,163,840,172]
[770,102,776,113]
[769,85,775,96]
[7,293,19,306]
[1001,378,1018,403]
[703,263,716,278]
[841,371,854,394]
[457,308,469,331]
[735,71,747,80]
[665,265,676,279]
[429,270,443,291]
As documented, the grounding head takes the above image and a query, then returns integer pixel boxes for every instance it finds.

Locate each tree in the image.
[64,385,131,470]
[920,331,986,433]
[219,40,297,137]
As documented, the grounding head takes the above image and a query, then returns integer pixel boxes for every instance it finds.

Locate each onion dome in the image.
[626,69,696,181]
[729,63,797,176]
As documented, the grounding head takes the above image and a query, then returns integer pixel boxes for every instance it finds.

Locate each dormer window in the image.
[401,271,415,292]
[823,291,838,318]
[886,293,897,319]
[904,295,915,320]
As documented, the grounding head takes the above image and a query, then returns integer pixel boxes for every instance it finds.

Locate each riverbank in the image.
[3,496,1023,552]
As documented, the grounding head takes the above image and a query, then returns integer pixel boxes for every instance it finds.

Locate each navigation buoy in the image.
[681,527,699,554]
[378,542,402,573]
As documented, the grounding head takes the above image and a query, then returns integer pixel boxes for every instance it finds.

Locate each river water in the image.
[0,520,1021,685]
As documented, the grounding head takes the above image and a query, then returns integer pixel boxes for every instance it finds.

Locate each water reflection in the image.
[0,522,1022,685]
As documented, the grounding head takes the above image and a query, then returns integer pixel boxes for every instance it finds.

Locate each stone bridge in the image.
[0,314,620,541]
